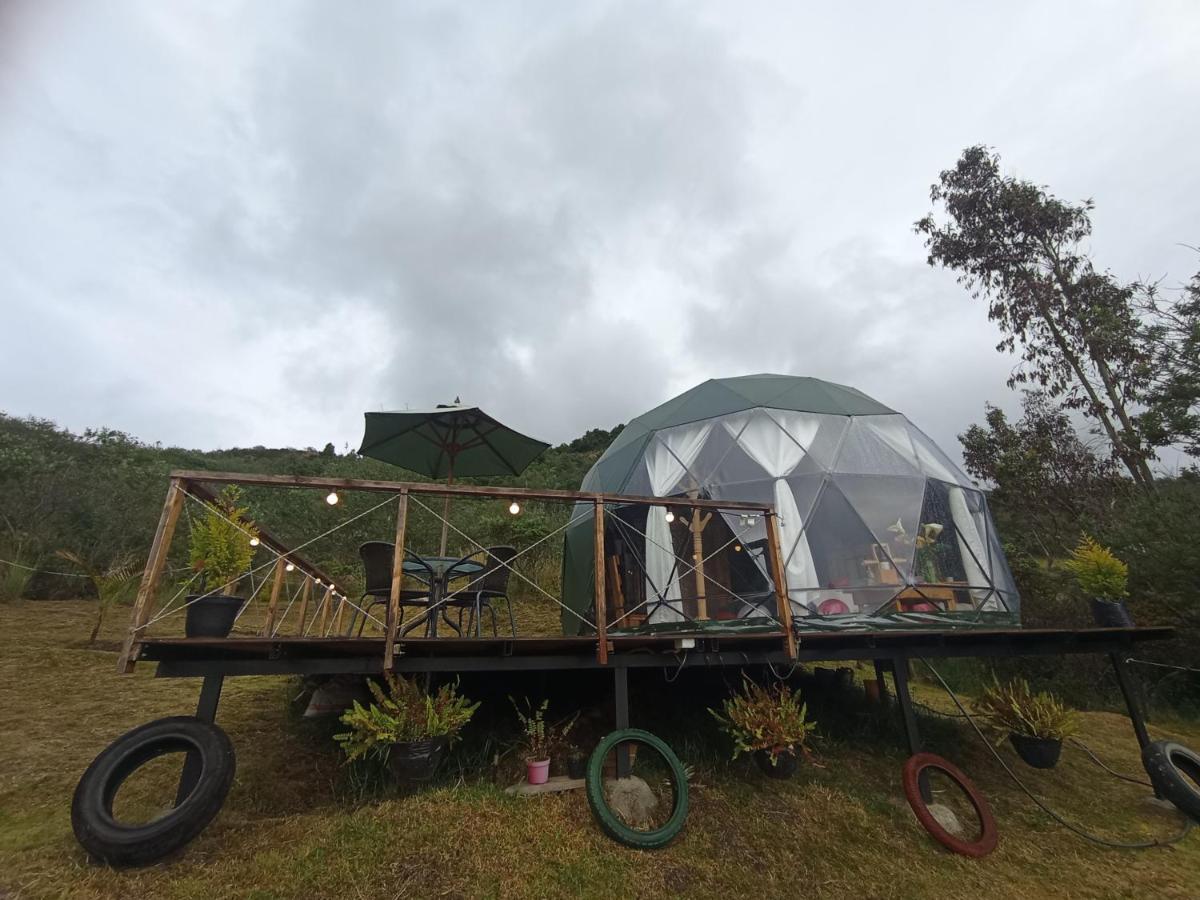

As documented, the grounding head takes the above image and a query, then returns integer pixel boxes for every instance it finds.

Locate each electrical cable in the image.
[917,657,1193,849]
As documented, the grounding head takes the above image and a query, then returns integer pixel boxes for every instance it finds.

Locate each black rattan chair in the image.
[443,545,518,637]
[351,541,432,636]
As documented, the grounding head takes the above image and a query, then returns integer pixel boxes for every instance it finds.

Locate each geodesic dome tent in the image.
[561,374,1018,635]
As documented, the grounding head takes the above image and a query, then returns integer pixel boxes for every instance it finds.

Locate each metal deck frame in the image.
[153,625,1171,783]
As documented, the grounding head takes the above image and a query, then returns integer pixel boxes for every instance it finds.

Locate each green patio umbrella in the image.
[358,402,550,554]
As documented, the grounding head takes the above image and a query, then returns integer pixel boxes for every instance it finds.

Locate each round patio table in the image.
[399,555,485,638]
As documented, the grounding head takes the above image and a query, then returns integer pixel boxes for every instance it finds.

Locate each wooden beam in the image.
[764,511,798,658]
[168,469,773,512]
[384,489,409,670]
[118,477,187,673]
[594,499,608,665]
[260,557,286,636]
[296,576,313,635]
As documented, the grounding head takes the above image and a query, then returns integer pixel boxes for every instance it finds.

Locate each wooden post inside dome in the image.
[765,510,797,658]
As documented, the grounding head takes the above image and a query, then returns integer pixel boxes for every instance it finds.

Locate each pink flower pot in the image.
[526,758,551,785]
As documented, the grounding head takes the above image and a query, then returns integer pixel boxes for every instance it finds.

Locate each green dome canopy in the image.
[563,373,1018,638]
[584,375,899,495]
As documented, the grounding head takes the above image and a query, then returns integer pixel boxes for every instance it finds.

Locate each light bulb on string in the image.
[249,537,260,547]
[285,562,295,572]
[664,509,675,524]
[509,501,521,515]
[325,491,340,506]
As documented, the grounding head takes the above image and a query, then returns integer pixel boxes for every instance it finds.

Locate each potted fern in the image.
[710,676,816,779]
[1064,536,1131,627]
[186,486,259,637]
[511,697,553,785]
[335,674,478,782]
[975,677,1078,769]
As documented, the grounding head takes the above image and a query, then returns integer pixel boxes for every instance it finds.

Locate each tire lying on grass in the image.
[902,752,998,858]
[585,728,689,849]
[1142,740,1200,822]
[72,716,236,866]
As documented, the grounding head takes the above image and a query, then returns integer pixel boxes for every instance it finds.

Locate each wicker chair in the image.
[443,546,518,637]
[350,541,431,636]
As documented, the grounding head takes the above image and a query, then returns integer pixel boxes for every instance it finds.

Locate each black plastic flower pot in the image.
[754,749,798,779]
[184,595,244,638]
[567,755,587,780]
[1090,598,1133,628]
[388,736,449,783]
[1010,733,1063,769]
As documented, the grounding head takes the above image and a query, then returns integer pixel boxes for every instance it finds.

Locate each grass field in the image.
[1,599,1198,899]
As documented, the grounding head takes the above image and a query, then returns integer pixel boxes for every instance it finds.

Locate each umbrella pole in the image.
[438,467,454,557]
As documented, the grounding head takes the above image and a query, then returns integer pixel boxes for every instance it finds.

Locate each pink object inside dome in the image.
[817,598,850,616]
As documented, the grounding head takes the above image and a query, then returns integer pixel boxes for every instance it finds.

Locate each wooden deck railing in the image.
[119,470,793,672]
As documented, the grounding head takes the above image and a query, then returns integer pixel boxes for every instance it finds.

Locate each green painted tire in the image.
[585,728,689,849]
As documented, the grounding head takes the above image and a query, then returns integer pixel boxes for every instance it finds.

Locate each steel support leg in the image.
[1110,653,1152,751]
[873,658,891,705]
[614,666,631,778]
[175,674,224,806]
[890,659,922,755]
[889,658,930,801]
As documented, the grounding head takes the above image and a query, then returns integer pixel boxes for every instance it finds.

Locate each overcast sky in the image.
[2,1,1198,467]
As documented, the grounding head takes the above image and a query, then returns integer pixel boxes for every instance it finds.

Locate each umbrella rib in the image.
[473,425,523,476]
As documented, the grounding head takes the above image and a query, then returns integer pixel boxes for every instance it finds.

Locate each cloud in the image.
[1,0,1198,468]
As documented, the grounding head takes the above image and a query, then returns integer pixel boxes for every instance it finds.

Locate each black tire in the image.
[72,716,236,866]
[585,728,689,850]
[1142,740,1200,822]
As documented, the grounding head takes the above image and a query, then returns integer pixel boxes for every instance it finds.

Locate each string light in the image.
[664,509,675,523]
[733,543,742,552]
[285,562,295,572]
[249,537,260,547]
[325,491,340,506]
[509,501,521,515]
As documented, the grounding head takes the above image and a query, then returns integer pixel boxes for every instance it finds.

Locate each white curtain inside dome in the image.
[722,411,820,607]
[644,422,713,624]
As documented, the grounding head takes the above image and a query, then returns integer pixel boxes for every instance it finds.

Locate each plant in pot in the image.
[185,486,259,638]
[335,673,478,783]
[511,697,554,785]
[710,675,816,779]
[1063,536,1131,627]
[974,677,1078,769]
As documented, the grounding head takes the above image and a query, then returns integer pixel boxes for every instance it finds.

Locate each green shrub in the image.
[974,677,1078,741]
[334,674,479,764]
[1063,536,1128,600]
[710,675,816,766]
[188,486,259,594]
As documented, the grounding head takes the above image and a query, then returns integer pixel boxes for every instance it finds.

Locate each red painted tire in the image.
[902,752,998,858]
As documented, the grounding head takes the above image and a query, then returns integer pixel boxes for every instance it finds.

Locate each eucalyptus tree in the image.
[917,147,1156,489]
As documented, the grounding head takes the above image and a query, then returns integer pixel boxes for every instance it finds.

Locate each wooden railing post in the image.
[118,477,186,673]
[594,498,608,664]
[296,575,313,635]
[317,585,334,636]
[260,557,286,636]
[333,595,347,635]
[764,510,798,658]
[385,489,409,670]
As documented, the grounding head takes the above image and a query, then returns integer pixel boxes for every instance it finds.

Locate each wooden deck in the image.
[139,625,1175,678]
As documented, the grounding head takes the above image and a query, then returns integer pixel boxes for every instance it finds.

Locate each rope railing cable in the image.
[1126,658,1200,676]
[918,658,1193,849]
[406,494,597,630]
[270,578,308,637]
[604,513,779,630]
